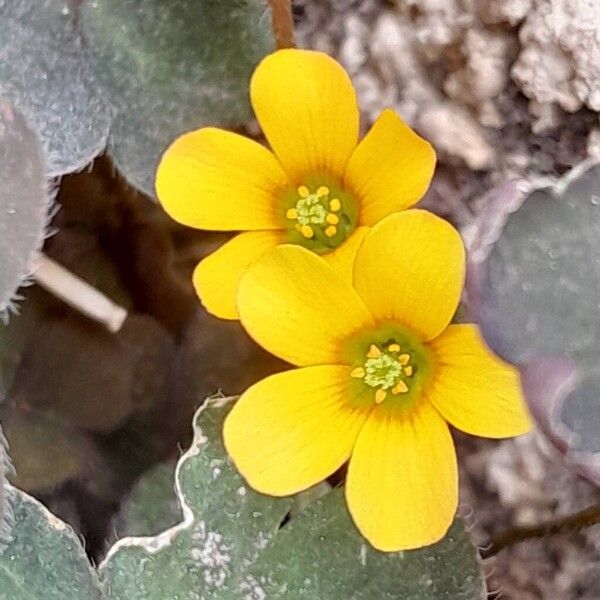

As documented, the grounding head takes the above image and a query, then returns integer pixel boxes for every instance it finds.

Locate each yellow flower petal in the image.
[427,324,532,438]
[224,366,373,496]
[353,210,465,341]
[250,49,359,183]
[193,231,282,320]
[345,110,436,225]
[238,245,373,366]
[156,127,286,230]
[323,226,370,283]
[346,401,457,552]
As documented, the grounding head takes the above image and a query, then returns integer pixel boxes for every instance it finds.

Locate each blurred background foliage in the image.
[0,156,287,556]
[0,0,283,560]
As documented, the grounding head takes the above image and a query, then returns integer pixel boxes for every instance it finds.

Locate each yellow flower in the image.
[155,49,435,320]
[223,210,531,552]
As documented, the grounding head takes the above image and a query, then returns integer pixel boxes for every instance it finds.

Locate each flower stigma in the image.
[281,180,358,253]
[351,342,415,404]
[287,185,341,239]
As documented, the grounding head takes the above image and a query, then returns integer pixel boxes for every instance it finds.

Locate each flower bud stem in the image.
[482,502,600,559]
[268,0,294,49]
[34,253,128,333]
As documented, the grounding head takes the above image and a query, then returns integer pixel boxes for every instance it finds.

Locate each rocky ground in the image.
[294,0,600,597]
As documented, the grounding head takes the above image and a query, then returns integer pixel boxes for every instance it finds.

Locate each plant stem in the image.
[268,0,294,49]
[34,253,128,333]
[481,502,600,559]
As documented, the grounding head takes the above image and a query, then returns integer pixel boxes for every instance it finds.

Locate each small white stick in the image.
[33,253,128,333]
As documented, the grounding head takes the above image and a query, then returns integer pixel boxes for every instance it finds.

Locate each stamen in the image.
[354,339,418,404]
[375,389,387,404]
[300,225,314,239]
[367,344,381,359]
[392,381,409,395]
[351,367,365,378]
[284,184,353,247]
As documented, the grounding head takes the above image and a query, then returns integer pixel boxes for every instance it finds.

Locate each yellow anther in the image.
[329,198,341,212]
[398,354,410,365]
[392,381,409,395]
[324,225,337,238]
[317,186,330,197]
[286,208,298,220]
[300,224,314,238]
[326,213,339,225]
[387,343,400,353]
[404,365,413,376]
[350,367,365,379]
[367,344,381,359]
[375,389,387,404]
[298,185,310,198]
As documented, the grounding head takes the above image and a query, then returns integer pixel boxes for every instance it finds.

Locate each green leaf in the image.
[0,289,44,397]
[101,397,294,599]
[0,484,105,599]
[0,103,48,316]
[475,166,600,365]
[101,398,485,599]
[0,1,110,176]
[469,162,600,485]
[0,398,483,598]
[114,462,181,539]
[81,0,274,196]
[0,425,10,548]
[0,0,272,185]
[247,493,483,600]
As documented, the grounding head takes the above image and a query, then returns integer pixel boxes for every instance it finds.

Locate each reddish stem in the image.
[268,0,294,49]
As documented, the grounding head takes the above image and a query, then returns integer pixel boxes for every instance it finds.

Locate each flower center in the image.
[287,185,338,236]
[344,322,432,408]
[280,179,357,254]
[351,343,415,404]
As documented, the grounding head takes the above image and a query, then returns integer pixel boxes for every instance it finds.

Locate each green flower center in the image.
[344,324,432,407]
[295,193,327,226]
[351,343,415,403]
[280,179,358,254]
[364,354,403,389]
